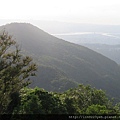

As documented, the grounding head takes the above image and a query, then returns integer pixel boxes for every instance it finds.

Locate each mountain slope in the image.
[81,44,120,65]
[30,65,78,92]
[1,23,120,98]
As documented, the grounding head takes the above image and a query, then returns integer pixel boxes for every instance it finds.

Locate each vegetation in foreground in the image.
[13,85,120,115]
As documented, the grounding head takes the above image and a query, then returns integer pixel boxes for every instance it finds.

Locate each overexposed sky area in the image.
[0,0,120,25]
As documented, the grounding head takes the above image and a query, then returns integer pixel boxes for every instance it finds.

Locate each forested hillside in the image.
[0,32,120,118]
[0,23,120,99]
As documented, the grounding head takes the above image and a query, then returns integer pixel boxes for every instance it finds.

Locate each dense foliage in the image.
[0,32,37,114]
[13,85,120,115]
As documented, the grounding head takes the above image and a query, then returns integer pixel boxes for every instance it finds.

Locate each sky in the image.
[0,0,120,25]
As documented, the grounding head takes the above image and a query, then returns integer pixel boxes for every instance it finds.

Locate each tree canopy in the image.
[0,31,37,114]
[13,85,120,115]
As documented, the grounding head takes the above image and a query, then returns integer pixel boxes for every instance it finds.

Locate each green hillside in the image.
[1,23,120,98]
[30,65,78,92]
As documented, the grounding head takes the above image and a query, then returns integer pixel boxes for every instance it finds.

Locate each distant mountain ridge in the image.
[53,32,120,45]
[53,32,120,64]
[1,23,120,98]
[81,44,120,65]
[26,20,120,34]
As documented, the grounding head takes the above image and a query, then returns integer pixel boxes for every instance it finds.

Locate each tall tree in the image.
[0,31,37,114]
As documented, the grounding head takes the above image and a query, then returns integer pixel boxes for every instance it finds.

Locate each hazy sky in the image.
[1,0,120,25]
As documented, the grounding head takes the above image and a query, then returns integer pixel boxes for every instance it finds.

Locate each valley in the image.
[53,32,120,65]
